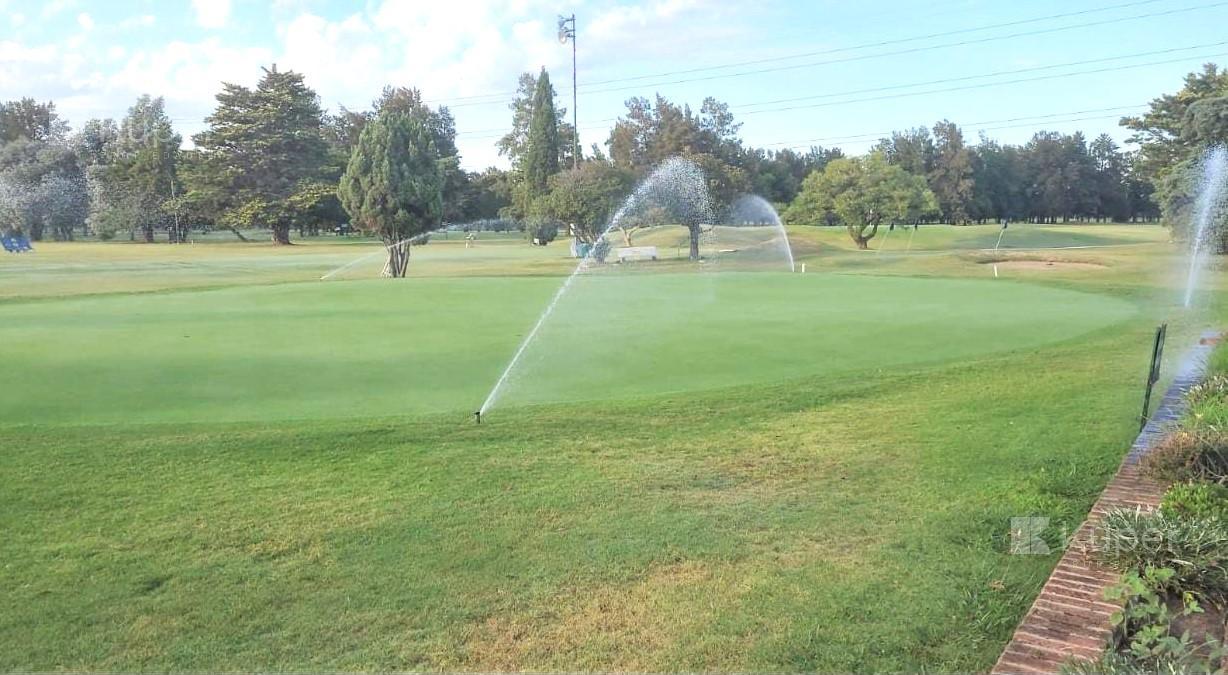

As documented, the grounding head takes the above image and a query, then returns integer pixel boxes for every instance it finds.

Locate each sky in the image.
[1,0,1226,171]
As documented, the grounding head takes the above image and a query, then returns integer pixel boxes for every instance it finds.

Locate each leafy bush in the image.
[1142,429,1228,483]
[527,217,558,245]
[1059,569,1224,674]
[1094,509,1228,602]
[1185,374,1228,429]
[1106,568,1217,663]
[1163,482,1228,521]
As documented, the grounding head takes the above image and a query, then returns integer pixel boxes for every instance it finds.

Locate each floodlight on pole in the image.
[557,14,578,169]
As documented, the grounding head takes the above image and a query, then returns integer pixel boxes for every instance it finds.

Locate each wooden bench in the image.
[616,246,658,262]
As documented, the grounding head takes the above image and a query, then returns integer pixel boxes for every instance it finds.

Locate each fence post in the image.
[1140,323,1168,430]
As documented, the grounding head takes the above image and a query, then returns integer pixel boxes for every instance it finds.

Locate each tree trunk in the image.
[689,225,700,261]
[272,225,291,245]
[848,221,879,250]
[383,238,410,278]
[143,225,154,243]
[223,225,249,242]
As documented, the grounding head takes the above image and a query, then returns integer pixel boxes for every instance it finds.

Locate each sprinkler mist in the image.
[1182,146,1228,308]
[473,158,797,421]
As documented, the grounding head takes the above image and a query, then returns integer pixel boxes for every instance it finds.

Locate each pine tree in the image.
[338,112,442,278]
[192,65,329,244]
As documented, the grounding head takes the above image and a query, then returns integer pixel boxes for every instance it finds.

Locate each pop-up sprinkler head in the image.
[474,411,481,425]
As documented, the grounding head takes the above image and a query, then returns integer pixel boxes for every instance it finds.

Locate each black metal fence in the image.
[1140,323,1168,430]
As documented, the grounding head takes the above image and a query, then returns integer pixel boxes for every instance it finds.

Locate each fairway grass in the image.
[0,324,1153,671]
[0,224,1217,671]
[0,273,1133,425]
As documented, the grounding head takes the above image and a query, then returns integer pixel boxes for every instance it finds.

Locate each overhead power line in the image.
[427,0,1173,106]
[732,40,1228,111]
[579,0,1169,87]
[737,50,1228,117]
[569,1,1228,99]
[454,42,1217,138]
[434,0,1228,109]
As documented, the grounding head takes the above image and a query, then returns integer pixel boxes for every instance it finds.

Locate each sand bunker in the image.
[983,260,1106,271]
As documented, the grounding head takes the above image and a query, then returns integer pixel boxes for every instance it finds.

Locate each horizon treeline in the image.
[1,62,1225,243]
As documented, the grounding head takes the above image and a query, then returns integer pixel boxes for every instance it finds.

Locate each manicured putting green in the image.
[0,272,1134,425]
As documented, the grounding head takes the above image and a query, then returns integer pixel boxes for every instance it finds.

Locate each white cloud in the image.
[279,12,385,108]
[119,14,157,29]
[41,0,75,19]
[0,0,744,169]
[192,0,230,29]
[76,12,93,31]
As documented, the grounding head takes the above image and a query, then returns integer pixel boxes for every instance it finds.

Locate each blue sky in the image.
[1,0,1226,170]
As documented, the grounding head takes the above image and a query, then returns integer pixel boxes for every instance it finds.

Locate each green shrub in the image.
[1060,568,1225,674]
[1162,482,1228,520]
[1060,651,1221,674]
[526,217,558,246]
[1141,429,1228,483]
[1185,373,1228,429]
[1103,568,1220,665]
[1094,509,1228,602]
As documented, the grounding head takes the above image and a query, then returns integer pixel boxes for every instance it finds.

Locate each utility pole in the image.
[558,14,578,169]
[169,170,182,243]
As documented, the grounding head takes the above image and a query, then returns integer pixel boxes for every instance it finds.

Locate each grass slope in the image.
[0,324,1148,671]
[0,224,1215,671]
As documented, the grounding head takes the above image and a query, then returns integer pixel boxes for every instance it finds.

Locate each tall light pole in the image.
[557,14,578,169]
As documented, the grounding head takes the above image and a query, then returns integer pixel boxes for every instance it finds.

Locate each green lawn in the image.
[0,272,1132,425]
[0,223,1218,671]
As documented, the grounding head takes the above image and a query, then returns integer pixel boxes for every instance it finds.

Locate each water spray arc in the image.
[726,194,796,272]
[1183,146,1228,308]
[476,158,795,419]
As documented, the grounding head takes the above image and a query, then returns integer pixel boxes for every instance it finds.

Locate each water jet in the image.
[475,158,798,420]
[1182,146,1228,308]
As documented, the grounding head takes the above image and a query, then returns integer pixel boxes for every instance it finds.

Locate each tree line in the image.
[1,62,1224,259]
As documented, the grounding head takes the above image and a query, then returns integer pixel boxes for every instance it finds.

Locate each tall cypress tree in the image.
[522,68,560,201]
